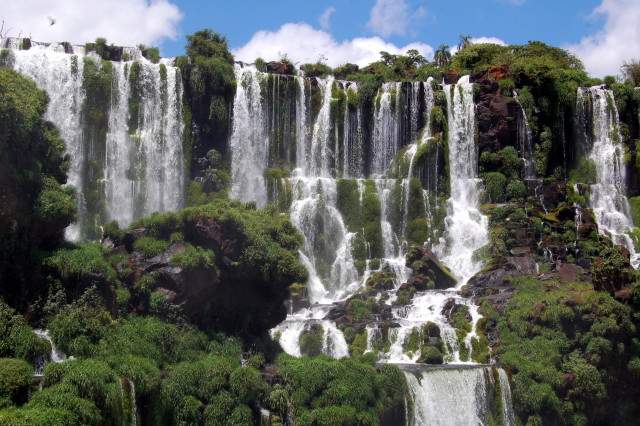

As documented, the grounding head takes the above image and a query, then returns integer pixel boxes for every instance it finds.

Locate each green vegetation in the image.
[0,68,75,309]
[495,277,640,425]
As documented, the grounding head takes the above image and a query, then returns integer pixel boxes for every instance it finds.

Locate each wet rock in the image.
[406,246,457,290]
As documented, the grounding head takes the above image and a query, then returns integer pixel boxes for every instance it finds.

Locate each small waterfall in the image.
[230,65,268,206]
[404,366,515,426]
[7,42,184,239]
[514,90,536,180]
[576,86,639,268]
[33,329,67,376]
[498,368,516,426]
[437,76,489,284]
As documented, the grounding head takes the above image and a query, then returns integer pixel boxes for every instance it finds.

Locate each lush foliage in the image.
[495,277,640,425]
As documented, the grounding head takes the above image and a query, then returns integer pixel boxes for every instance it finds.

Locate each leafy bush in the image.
[0,358,32,405]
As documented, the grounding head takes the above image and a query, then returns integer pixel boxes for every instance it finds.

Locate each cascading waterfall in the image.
[404,366,514,426]
[230,65,269,206]
[576,86,639,268]
[8,43,86,239]
[33,329,68,376]
[5,39,184,239]
[228,69,514,419]
[437,76,489,284]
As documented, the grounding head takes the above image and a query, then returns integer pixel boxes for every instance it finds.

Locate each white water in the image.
[372,82,402,176]
[7,42,184,239]
[230,65,268,206]
[577,86,639,268]
[514,90,536,180]
[9,45,85,239]
[405,366,514,426]
[437,76,489,284]
[33,329,67,376]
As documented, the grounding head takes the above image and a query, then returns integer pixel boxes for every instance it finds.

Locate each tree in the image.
[621,60,640,86]
[406,49,427,66]
[434,45,451,67]
[458,35,472,51]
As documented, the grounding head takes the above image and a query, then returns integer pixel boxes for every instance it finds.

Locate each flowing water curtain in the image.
[437,76,489,284]
[8,41,184,240]
[576,86,639,267]
[230,65,269,206]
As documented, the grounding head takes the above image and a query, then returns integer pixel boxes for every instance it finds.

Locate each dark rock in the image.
[473,70,519,154]
[266,61,295,75]
[406,246,457,290]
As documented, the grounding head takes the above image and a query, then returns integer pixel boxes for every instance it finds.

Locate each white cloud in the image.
[471,37,507,46]
[367,0,426,37]
[233,22,433,68]
[1,0,182,47]
[319,6,336,31]
[567,0,640,77]
[449,36,507,54]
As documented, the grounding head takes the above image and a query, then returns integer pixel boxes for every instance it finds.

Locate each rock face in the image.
[128,242,220,328]
[109,199,307,341]
[406,246,457,290]
[266,61,295,75]
[473,68,519,154]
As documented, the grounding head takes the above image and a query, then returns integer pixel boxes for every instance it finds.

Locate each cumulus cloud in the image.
[1,0,182,47]
[449,36,507,54]
[567,0,640,77]
[367,0,426,37]
[319,6,336,31]
[233,22,433,68]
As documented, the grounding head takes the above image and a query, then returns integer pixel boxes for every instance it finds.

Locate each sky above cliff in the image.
[2,0,639,77]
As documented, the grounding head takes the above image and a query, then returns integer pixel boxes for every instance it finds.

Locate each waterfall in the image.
[513,90,536,180]
[6,41,184,240]
[230,65,268,206]
[308,76,335,177]
[404,366,515,426]
[33,329,67,376]
[437,76,489,285]
[229,69,487,364]
[576,86,639,268]
[9,44,86,239]
[498,368,516,426]
[372,82,402,176]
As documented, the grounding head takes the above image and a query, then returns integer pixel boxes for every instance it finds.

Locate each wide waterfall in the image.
[228,67,513,421]
[576,86,639,268]
[3,39,184,240]
[404,365,515,426]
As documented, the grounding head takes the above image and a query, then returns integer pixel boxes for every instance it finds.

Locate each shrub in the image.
[0,358,32,405]
[484,172,507,203]
[506,179,527,200]
[132,236,169,258]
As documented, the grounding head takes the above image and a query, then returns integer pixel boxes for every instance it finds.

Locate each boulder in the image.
[406,246,457,290]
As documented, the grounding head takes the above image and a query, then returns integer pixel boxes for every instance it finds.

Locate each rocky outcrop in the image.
[473,68,519,154]
[406,246,457,290]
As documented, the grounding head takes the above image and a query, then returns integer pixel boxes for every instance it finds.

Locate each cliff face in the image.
[2,36,640,426]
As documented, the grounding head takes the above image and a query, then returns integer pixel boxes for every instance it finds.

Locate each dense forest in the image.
[0,29,640,425]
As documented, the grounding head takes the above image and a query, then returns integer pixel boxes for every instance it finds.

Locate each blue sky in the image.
[4,0,639,76]
[162,0,603,57]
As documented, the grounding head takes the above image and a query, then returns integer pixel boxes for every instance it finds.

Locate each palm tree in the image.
[434,45,451,67]
[458,35,472,51]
